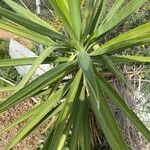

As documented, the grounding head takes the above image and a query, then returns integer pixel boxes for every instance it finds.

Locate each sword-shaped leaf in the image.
[0,21,54,47]
[1,0,58,32]
[0,7,66,41]
[0,56,69,67]
[49,70,82,149]
[92,0,148,39]
[68,0,81,40]
[69,86,85,150]
[102,0,125,24]
[80,100,91,150]
[0,62,75,113]
[49,0,76,40]
[100,54,133,93]
[91,23,150,56]
[90,0,106,33]
[6,84,70,149]
[16,46,58,91]
[77,51,128,149]
[96,72,150,141]
[110,55,150,63]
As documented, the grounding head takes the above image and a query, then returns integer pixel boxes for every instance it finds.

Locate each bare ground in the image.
[0,29,32,48]
[0,92,42,150]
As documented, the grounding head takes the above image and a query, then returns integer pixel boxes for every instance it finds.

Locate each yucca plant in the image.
[0,0,150,149]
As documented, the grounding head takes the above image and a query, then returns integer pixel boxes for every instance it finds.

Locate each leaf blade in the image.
[77,51,128,149]
[92,0,148,39]
[96,72,150,141]
[1,0,58,32]
[49,70,82,150]
[0,62,75,113]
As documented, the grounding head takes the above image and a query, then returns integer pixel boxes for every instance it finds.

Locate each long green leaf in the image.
[77,51,98,93]
[77,51,128,149]
[0,7,66,41]
[49,0,76,40]
[80,100,91,150]
[102,0,125,24]
[69,86,85,150]
[93,55,150,63]
[0,57,36,67]
[1,0,58,32]
[49,70,82,150]
[92,0,148,39]
[96,72,150,141]
[81,0,96,40]
[6,84,69,149]
[91,23,150,56]
[88,82,128,150]
[68,0,81,40]
[43,97,77,150]
[0,21,54,47]
[16,46,58,91]
[110,55,150,63]
[90,0,106,33]
[100,54,133,92]
[56,97,78,150]
[0,62,75,113]
[0,57,69,67]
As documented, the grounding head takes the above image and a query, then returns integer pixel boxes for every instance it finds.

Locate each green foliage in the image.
[0,40,20,87]
[0,0,150,149]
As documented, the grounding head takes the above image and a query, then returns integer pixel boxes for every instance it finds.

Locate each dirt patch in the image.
[0,29,32,48]
[0,93,42,150]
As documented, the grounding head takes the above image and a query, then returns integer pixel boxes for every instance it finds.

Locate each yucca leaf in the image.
[87,0,95,10]
[96,72,150,141]
[110,55,150,63]
[56,98,78,150]
[49,0,76,40]
[102,0,125,24]
[77,51,98,93]
[53,0,71,25]
[0,21,54,47]
[0,7,66,41]
[16,46,58,91]
[43,101,75,150]
[88,82,128,150]
[6,84,69,149]
[91,23,150,56]
[68,0,81,40]
[90,0,106,33]
[69,86,85,150]
[92,0,148,39]
[81,0,96,39]
[0,56,69,67]
[93,55,150,63]
[92,34,150,56]
[77,51,128,149]
[49,70,82,150]
[1,0,58,32]
[100,54,133,93]
[0,57,36,67]
[80,100,91,150]
[0,62,75,113]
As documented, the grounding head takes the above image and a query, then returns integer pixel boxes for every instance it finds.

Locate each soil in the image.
[0,92,42,150]
[0,29,32,48]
